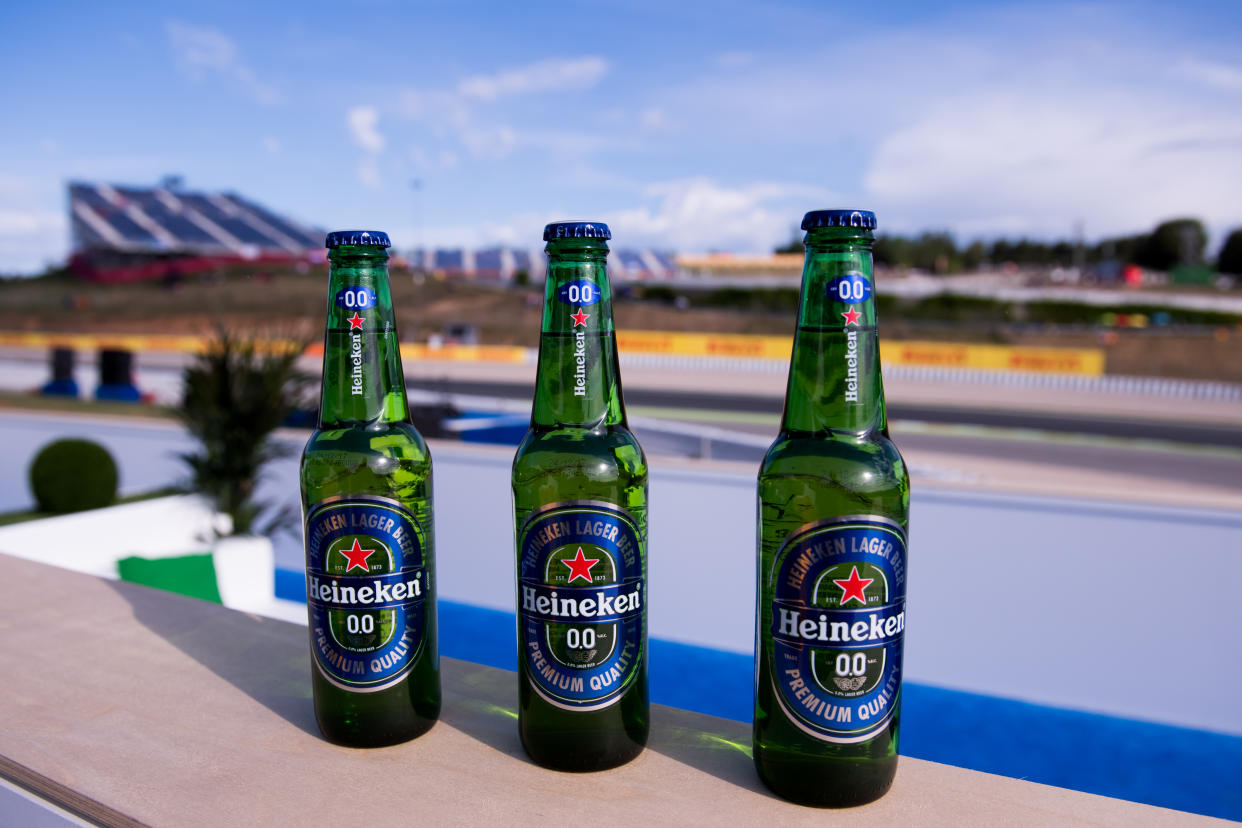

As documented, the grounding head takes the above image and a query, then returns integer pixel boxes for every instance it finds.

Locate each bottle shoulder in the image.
[513,425,647,481]
[302,421,431,465]
[760,431,907,485]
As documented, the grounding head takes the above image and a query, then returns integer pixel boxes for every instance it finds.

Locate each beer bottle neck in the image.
[781,226,888,436]
[530,239,625,429]
[317,246,410,428]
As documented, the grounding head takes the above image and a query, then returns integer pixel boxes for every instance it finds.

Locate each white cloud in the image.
[460,125,518,160]
[165,20,280,105]
[0,210,67,274]
[357,157,382,190]
[388,57,624,172]
[1172,58,1242,93]
[458,56,609,101]
[649,7,1242,244]
[639,108,667,132]
[346,107,385,153]
[603,178,831,252]
[400,178,821,253]
[860,66,1242,240]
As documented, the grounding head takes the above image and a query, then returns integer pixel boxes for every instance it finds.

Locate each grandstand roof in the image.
[69,182,321,258]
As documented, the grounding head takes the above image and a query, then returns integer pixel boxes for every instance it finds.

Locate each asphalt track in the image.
[406,376,1242,447]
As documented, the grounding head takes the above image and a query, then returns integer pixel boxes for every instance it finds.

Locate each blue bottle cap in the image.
[543,221,611,241]
[325,230,392,248]
[801,210,877,231]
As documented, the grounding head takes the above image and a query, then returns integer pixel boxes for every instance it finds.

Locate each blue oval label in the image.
[827,274,872,304]
[556,280,601,306]
[305,496,428,692]
[335,286,378,310]
[518,502,645,711]
[769,516,906,743]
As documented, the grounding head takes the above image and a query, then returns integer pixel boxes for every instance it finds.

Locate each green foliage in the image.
[29,438,118,513]
[868,217,1217,273]
[1217,228,1242,276]
[874,232,963,273]
[897,293,1014,322]
[1134,218,1207,271]
[773,234,804,254]
[177,331,310,536]
[637,285,677,303]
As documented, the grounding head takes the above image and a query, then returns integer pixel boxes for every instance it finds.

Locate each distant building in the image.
[409,247,676,282]
[68,181,321,282]
[675,252,803,278]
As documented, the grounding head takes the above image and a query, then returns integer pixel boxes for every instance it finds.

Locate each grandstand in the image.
[67,180,679,284]
[68,181,322,282]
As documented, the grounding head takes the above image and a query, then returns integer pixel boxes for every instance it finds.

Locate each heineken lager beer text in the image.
[753,211,910,806]
[300,230,440,746]
[512,221,649,771]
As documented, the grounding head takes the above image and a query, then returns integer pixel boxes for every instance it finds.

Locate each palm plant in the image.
[176,330,311,536]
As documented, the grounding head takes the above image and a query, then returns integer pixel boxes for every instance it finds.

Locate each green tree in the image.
[962,240,987,271]
[178,331,310,535]
[1136,218,1207,271]
[774,230,804,254]
[873,235,914,268]
[1216,228,1242,276]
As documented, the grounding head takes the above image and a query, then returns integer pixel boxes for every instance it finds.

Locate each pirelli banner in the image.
[0,332,529,365]
[615,331,793,361]
[614,331,1105,376]
[1,330,1105,376]
[880,340,1105,375]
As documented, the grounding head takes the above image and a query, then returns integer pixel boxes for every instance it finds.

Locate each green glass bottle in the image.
[300,230,439,747]
[512,221,649,771]
[753,211,910,806]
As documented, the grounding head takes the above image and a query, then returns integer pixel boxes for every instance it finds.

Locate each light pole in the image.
[410,178,423,271]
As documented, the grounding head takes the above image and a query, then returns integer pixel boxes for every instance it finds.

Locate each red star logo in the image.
[562,547,599,584]
[570,309,590,327]
[339,539,376,573]
[841,307,861,326]
[833,566,874,606]
[346,312,365,330]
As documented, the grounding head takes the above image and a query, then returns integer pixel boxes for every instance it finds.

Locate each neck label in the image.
[350,330,365,395]
[565,285,593,397]
[844,329,859,402]
[828,274,872,303]
[336,286,377,309]
[557,280,601,305]
[768,516,906,743]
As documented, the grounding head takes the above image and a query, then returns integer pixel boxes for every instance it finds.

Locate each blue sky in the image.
[1,0,1241,272]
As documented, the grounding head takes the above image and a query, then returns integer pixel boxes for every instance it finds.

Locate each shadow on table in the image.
[438,659,530,764]
[105,578,775,797]
[438,660,774,796]
[106,578,319,738]
[646,708,778,799]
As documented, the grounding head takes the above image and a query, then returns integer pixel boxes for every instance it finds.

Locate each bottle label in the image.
[517,501,645,711]
[305,496,428,692]
[768,515,906,743]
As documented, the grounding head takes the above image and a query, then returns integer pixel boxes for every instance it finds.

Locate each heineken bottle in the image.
[300,230,439,746]
[753,210,910,806]
[512,221,649,771]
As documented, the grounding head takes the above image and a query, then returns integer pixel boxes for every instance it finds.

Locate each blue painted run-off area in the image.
[275,569,1242,821]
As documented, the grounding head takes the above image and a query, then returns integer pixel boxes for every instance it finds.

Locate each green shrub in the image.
[177,330,310,536]
[29,439,119,513]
